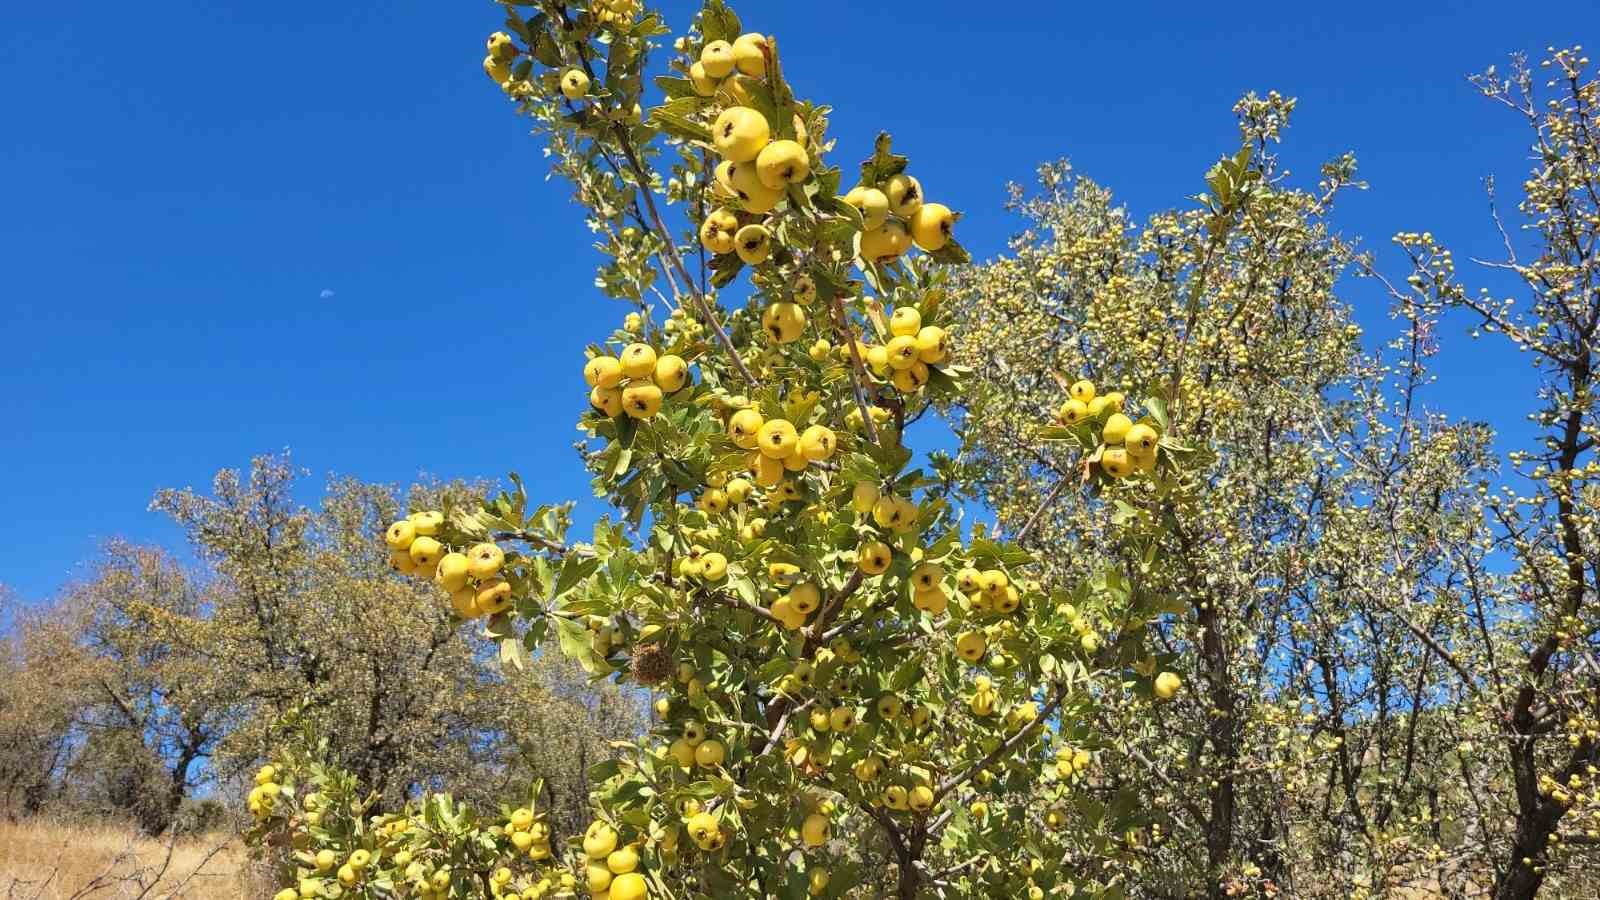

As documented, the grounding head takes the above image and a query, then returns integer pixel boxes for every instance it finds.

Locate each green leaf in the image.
[554,555,601,599]
[654,76,700,100]
[699,0,741,45]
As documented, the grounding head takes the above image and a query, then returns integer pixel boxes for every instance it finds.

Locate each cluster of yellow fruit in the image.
[584,343,691,420]
[724,408,838,487]
[844,174,956,261]
[384,514,511,621]
[1057,380,1163,478]
[483,31,518,86]
[589,0,641,27]
[578,821,649,900]
[968,675,1000,717]
[246,764,283,822]
[1054,744,1094,781]
[665,720,728,770]
[877,776,936,815]
[844,305,951,394]
[681,803,727,852]
[505,806,556,862]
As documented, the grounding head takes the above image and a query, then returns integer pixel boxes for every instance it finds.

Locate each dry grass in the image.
[0,818,268,899]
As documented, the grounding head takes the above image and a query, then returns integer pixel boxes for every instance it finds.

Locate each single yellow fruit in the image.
[591,384,624,417]
[1154,671,1183,700]
[699,208,740,254]
[587,862,613,893]
[435,552,471,591]
[385,520,416,550]
[756,418,799,459]
[1103,412,1134,445]
[753,452,784,487]
[560,69,590,100]
[852,482,880,514]
[475,577,513,615]
[585,355,624,388]
[858,541,892,575]
[801,813,830,848]
[830,707,857,732]
[762,301,805,342]
[620,343,657,379]
[731,33,768,77]
[908,785,934,813]
[700,40,735,78]
[348,849,371,871]
[798,424,836,461]
[808,338,831,361]
[756,139,809,190]
[337,864,357,886]
[606,846,639,875]
[725,160,782,213]
[808,868,830,897]
[914,325,949,363]
[584,821,619,859]
[408,535,443,567]
[735,224,773,264]
[609,872,648,900]
[910,203,954,251]
[861,220,912,263]
[689,60,719,96]
[1070,379,1096,403]
[315,849,336,872]
[725,477,753,503]
[654,354,689,392]
[843,186,890,230]
[694,739,726,768]
[1101,447,1132,478]
[728,408,764,449]
[1059,398,1089,425]
[622,382,664,419]
[484,55,511,84]
[450,585,477,618]
[883,785,909,810]
[789,582,822,614]
[712,106,771,162]
[889,306,922,337]
[1126,422,1160,457]
[467,542,505,578]
[700,552,728,581]
[884,174,923,216]
[408,509,443,535]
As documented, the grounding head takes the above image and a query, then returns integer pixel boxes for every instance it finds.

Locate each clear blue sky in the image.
[2,0,1579,603]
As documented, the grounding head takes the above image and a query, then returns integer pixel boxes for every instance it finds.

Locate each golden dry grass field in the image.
[0,819,268,899]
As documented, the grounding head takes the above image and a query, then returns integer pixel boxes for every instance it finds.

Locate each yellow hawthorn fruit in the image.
[560,69,590,100]
[808,868,830,897]
[1101,447,1132,479]
[883,785,909,811]
[1087,395,1110,417]
[1080,631,1101,654]
[876,694,904,720]
[790,582,822,614]
[467,542,505,578]
[620,343,657,379]
[475,577,513,615]
[801,813,830,848]
[757,418,799,459]
[770,595,807,629]
[275,890,299,900]
[699,209,740,254]
[728,407,764,449]
[1101,390,1125,412]
[313,848,336,871]
[858,540,892,575]
[669,737,696,767]
[1154,671,1183,700]
[689,60,719,96]
[871,495,905,529]
[798,424,836,460]
[388,549,417,574]
[809,707,831,731]
[408,509,443,535]
[653,354,688,392]
[753,452,784,487]
[891,362,929,393]
[349,850,371,871]
[701,552,730,582]
[861,220,912,263]
[830,707,858,732]
[854,756,881,781]
[1103,412,1133,445]
[255,764,277,785]
[910,202,954,251]
[686,811,721,845]
[915,326,949,363]
[731,32,768,77]
[610,873,648,900]
[969,800,988,818]
[756,140,809,190]
[699,40,735,78]
[978,570,1009,601]
[1069,379,1096,403]
[908,785,934,813]
[694,739,726,768]
[591,384,624,417]
[762,301,805,342]
[337,865,358,887]
[864,344,891,376]
[510,808,535,831]
[725,160,783,213]
[911,562,942,592]
[997,585,1021,614]
[1126,422,1160,457]
[484,55,511,84]
[698,489,728,516]
[808,338,831,361]
[910,705,931,729]
[889,306,922,337]
[793,273,817,305]
[736,224,773,264]
[435,552,471,592]
[408,535,443,568]
[1058,398,1089,425]
[884,174,924,216]
[450,585,477,618]
[955,567,981,594]
[852,482,880,514]
[725,478,753,503]
[913,587,947,615]
[587,863,613,893]
[956,630,986,662]
[843,186,891,230]
[622,382,664,419]
[712,106,770,162]
[385,520,417,550]
[585,821,620,859]
[768,557,801,581]
[585,355,624,388]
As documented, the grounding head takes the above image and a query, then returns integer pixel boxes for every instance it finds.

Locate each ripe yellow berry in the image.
[484,55,511,84]
[798,424,836,460]
[884,174,923,217]
[1155,671,1183,700]
[858,540,892,575]
[712,106,771,162]
[654,354,689,392]
[808,339,831,362]
[889,306,922,337]
[852,482,880,514]
[1070,379,1096,403]
[956,630,986,662]
[731,33,768,77]
[609,872,648,900]
[1103,412,1133,445]
[699,40,735,79]
[694,738,726,768]
[1059,399,1089,425]
[467,542,505,579]
[728,408,764,449]
[1126,422,1160,456]
[843,186,890,230]
[560,69,590,100]
[756,139,809,190]
[736,224,773,264]
[861,220,912,263]
[590,384,624,417]
[1101,447,1132,478]
[584,821,619,859]
[891,363,929,393]
[915,326,949,363]
[801,813,830,848]
[910,203,954,251]
[762,301,805,342]
[385,520,416,550]
[699,208,740,254]
[475,577,513,615]
[435,552,471,592]
[622,382,664,419]
[885,335,920,370]
[689,60,719,96]
[620,343,657,379]
[408,535,443,568]
[757,418,799,459]
[700,552,728,582]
